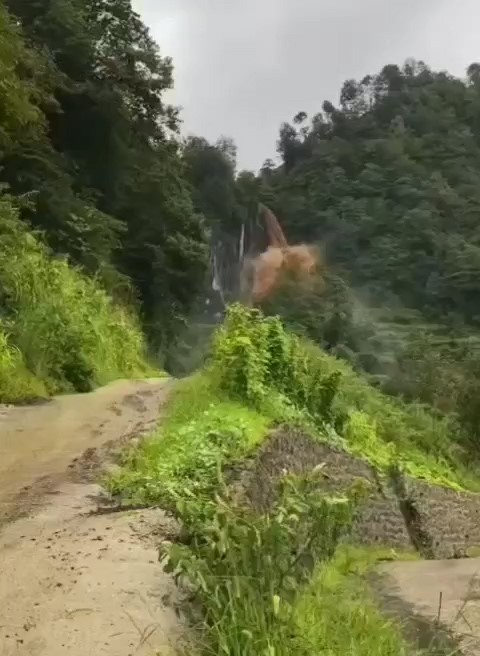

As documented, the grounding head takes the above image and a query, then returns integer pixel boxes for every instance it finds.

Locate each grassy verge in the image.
[0,194,152,403]
[293,546,419,656]
[107,373,271,505]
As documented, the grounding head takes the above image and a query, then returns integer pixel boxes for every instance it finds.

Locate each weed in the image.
[162,474,356,656]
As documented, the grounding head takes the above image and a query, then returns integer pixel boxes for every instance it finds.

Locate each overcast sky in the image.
[133,0,480,170]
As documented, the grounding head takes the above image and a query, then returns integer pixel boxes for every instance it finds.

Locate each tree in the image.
[3,0,208,350]
[0,2,45,149]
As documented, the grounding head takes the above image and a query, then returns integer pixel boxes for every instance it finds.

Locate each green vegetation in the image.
[163,474,356,656]
[112,305,474,654]
[0,194,150,402]
[0,0,208,369]
[4,0,480,449]
[293,546,419,656]
[107,373,270,505]
[212,306,476,490]
[186,61,480,457]
[5,0,480,651]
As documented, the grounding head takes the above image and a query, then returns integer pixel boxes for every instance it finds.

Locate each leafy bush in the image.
[0,194,150,401]
[162,473,355,656]
[212,304,341,423]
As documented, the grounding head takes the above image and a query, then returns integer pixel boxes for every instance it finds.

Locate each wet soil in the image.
[0,378,187,656]
[0,378,172,524]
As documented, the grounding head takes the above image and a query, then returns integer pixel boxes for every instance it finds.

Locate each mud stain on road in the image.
[0,378,172,524]
[0,378,189,656]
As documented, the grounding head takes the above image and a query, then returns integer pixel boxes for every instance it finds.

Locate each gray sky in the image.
[133,0,480,171]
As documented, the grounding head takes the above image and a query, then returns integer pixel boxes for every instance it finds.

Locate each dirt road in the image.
[378,558,480,655]
[0,378,187,656]
[0,378,171,522]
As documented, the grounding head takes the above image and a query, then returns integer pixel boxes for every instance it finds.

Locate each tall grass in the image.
[293,547,419,656]
[0,323,47,402]
[107,373,269,504]
[0,194,150,401]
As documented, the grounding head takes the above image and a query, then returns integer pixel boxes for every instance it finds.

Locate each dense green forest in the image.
[2,0,480,447]
[0,0,207,355]
[0,0,209,396]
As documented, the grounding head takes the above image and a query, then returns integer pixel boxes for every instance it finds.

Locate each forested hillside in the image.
[186,60,480,450]
[3,0,480,448]
[0,0,210,399]
[0,0,207,353]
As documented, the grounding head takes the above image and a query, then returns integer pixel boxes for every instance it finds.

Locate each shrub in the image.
[211,304,341,423]
[162,473,355,656]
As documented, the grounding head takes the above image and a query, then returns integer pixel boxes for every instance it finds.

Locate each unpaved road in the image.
[0,378,187,656]
[0,378,171,523]
[379,558,480,654]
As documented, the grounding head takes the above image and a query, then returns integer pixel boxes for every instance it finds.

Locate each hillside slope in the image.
[109,305,480,655]
[0,194,151,403]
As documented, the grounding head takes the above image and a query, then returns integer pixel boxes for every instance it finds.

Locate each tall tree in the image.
[3,0,208,349]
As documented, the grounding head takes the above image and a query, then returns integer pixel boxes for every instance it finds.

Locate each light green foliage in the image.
[212,305,477,490]
[107,373,269,504]
[0,195,150,401]
[212,304,341,423]
[293,547,418,655]
[0,325,47,402]
[162,474,355,656]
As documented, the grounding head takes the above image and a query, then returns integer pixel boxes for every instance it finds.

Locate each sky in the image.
[133,0,480,171]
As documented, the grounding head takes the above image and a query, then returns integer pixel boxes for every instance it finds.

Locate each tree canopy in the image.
[1,0,208,352]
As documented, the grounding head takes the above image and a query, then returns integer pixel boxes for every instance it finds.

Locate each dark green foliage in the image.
[268,62,480,328]
[1,0,208,351]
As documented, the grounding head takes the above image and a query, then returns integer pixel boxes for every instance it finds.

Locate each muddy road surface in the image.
[0,378,171,523]
[0,378,188,656]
